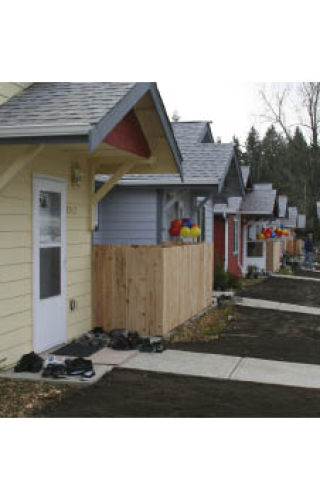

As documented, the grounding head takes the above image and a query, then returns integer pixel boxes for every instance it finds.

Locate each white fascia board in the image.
[240,211,272,215]
[0,123,90,137]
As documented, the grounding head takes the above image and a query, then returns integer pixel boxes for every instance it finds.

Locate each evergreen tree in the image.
[243,126,262,182]
[260,125,286,185]
[232,135,245,165]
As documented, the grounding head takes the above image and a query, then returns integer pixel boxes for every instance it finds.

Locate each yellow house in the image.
[0,82,182,367]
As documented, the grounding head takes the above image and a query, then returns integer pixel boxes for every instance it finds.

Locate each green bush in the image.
[214,257,240,290]
[226,271,240,290]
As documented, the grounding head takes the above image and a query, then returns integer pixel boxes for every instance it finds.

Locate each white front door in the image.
[33,176,67,353]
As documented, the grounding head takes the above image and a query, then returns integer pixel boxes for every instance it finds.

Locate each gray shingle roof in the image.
[171,121,210,146]
[278,195,288,218]
[0,82,136,127]
[105,121,234,186]
[241,166,250,187]
[288,206,298,227]
[241,186,277,214]
[214,197,242,214]
[0,82,183,173]
[297,214,306,228]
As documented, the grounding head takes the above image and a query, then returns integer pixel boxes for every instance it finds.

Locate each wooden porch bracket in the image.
[0,145,44,193]
[91,160,136,207]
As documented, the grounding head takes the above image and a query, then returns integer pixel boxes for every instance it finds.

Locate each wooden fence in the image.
[266,240,281,272]
[284,238,303,256]
[93,243,213,335]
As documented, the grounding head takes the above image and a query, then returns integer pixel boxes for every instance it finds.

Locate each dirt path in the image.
[168,306,320,364]
[240,277,320,307]
[34,368,320,418]
[294,270,320,279]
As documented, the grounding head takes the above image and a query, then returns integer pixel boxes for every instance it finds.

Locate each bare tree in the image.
[259,84,293,142]
[259,82,320,229]
[300,82,320,150]
[259,82,320,149]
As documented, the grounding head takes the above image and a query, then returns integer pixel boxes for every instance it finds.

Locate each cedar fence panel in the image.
[93,243,213,335]
[284,238,304,256]
[266,240,281,272]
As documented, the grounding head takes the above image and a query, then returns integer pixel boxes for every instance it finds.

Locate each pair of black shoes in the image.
[42,358,95,380]
[14,352,43,373]
[42,363,66,379]
[110,330,142,350]
[139,338,165,353]
[65,358,95,379]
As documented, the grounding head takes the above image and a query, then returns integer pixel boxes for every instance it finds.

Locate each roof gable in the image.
[172,121,213,148]
[0,82,180,156]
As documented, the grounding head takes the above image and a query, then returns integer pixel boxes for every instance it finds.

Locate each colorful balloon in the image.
[180,226,191,238]
[171,219,181,228]
[182,218,193,228]
[190,226,201,238]
[169,226,180,237]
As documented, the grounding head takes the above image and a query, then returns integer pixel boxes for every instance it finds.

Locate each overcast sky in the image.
[158,81,274,146]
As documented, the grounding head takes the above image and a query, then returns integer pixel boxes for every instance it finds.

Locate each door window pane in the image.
[40,247,61,299]
[39,191,61,244]
[247,242,263,257]
[233,219,239,254]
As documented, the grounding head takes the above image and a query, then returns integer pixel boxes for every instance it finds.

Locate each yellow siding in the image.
[0,147,93,367]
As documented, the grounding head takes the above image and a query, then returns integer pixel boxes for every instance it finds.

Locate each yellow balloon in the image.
[190,226,201,238]
[180,226,191,238]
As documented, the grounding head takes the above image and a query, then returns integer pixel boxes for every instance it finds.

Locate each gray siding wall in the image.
[204,198,213,242]
[94,187,158,245]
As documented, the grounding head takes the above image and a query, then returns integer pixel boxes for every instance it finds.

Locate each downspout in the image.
[238,214,245,276]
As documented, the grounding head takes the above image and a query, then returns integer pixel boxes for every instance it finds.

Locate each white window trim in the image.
[233,217,239,255]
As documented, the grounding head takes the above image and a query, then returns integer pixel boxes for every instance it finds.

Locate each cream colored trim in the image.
[0,145,44,192]
[91,161,136,206]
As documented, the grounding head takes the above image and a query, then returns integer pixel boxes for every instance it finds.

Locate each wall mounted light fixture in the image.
[71,162,84,187]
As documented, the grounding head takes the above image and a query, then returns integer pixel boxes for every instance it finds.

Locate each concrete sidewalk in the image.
[121,350,320,390]
[235,296,320,316]
[272,273,320,282]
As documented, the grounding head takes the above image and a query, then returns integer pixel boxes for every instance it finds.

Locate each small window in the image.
[233,218,239,254]
[40,247,61,299]
[247,241,263,257]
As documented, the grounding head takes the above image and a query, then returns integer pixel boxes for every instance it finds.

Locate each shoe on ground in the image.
[65,357,93,376]
[81,369,96,380]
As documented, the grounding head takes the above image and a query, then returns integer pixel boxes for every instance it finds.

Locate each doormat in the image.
[89,347,137,365]
[52,342,102,357]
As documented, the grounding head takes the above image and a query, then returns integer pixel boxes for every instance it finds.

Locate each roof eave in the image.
[0,124,89,145]
[0,83,184,181]
[241,210,273,215]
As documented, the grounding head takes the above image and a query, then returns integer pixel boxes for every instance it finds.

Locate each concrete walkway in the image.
[272,273,320,282]
[121,350,320,389]
[235,296,320,316]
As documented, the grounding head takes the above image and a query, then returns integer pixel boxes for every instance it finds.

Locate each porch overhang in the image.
[0,83,183,180]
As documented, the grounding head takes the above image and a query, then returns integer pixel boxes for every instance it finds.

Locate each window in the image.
[247,222,263,257]
[247,241,263,257]
[233,218,239,254]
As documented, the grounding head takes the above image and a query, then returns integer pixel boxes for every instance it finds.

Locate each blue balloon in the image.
[182,218,193,228]
[271,232,276,238]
